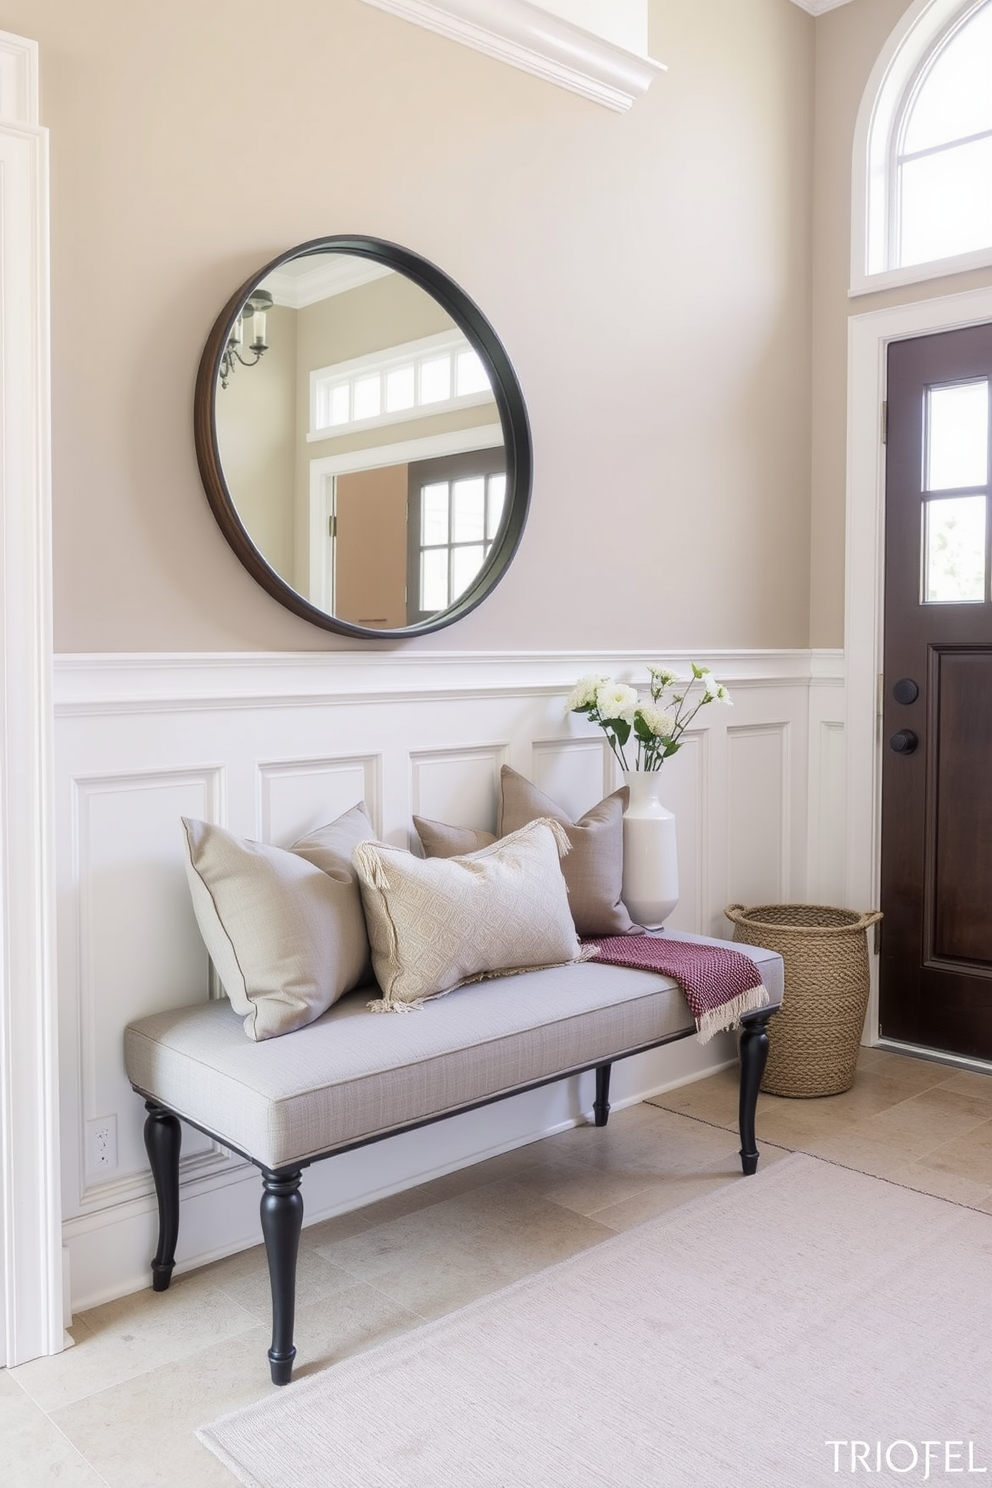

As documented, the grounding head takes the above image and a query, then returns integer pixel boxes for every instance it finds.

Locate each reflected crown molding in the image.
[356,0,665,112]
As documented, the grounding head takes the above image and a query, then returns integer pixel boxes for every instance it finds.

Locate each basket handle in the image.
[724,903,882,931]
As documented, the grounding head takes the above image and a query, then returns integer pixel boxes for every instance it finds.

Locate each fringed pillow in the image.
[353,818,591,1010]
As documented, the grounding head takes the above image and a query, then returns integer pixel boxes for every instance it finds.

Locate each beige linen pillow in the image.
[497,767,637,936]
[181,809,373,1041]
[352,818,586,1009]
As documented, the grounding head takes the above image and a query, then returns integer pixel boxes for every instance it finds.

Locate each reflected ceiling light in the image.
[219,290,273,389]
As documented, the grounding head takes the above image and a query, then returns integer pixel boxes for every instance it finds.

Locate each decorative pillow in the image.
[181,807,374,1041]
[352,818,587,1009]
[412,816,497,858]
[290,801,376,985]
[496,767,638,936]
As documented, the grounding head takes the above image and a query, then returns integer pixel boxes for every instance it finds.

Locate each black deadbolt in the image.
[892,678,919,705]
[889,729,919,754]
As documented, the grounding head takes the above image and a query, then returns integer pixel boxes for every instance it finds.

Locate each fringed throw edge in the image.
[584,935,770,1044]
[694,984,770,1044]
[366,943,598,1014]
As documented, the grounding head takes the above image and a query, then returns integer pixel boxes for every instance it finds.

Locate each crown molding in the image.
[788,0,855,13]
[356,0,665,111]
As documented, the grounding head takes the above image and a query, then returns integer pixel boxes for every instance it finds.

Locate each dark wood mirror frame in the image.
[193,235,532,639]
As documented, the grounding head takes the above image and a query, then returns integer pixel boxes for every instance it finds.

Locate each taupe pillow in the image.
[352,818,585,1009]
[181,807,374,1041]
[498,766,637,936]
[412,817,497,858]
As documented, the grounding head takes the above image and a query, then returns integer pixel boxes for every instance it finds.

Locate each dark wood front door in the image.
[880,323,992,1060]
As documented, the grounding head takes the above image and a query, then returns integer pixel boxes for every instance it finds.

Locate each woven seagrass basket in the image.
[724,902,883,1098]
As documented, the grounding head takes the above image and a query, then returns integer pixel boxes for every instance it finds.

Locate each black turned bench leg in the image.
[593,1063,612,1127]
[143,1102,182,1292]
[738,1010,774,1175]
[261,1170,304,1386]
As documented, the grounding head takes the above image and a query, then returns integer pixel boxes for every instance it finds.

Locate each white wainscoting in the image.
[54,649,845,1311]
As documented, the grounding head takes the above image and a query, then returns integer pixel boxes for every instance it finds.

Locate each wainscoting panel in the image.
[258,754,381,844]
[529,737,615,818]
[726,722,791,910]
[67,768,224,1210]
[54,649,845,1311]
[409,744,508,841]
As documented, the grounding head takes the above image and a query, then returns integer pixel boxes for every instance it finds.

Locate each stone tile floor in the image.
[6,1045,992,1486]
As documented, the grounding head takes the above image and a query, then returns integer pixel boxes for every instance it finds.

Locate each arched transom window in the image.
[854,0,992,291]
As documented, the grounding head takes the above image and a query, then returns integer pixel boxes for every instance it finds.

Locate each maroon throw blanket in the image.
[585,935,769,1044]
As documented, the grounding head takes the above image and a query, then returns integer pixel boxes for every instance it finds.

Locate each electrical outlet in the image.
[86,1114,118,1175]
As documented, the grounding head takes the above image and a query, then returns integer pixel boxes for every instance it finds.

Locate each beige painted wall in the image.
[810,0,992,646]
[15,0,814,653]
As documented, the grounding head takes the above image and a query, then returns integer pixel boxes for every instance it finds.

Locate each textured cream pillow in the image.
[353,818,585,1009]
[497,767,638,936]
[181,810,373,1041]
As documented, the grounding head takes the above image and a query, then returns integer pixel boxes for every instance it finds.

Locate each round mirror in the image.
[194,236,532,638]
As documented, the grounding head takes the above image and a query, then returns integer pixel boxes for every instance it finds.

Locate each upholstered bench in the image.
[124,931,782,1386]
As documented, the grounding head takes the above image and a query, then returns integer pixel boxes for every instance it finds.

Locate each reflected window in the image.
[311,329,493,437]
[408,450,507,621]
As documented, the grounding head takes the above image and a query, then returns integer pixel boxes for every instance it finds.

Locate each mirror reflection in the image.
[213,252,506,631]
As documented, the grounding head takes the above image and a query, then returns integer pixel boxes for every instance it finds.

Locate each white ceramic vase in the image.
[621,769,679,929]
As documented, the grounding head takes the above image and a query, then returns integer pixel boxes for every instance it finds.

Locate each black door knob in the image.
[892,678,919,705]
[889,729,918,754]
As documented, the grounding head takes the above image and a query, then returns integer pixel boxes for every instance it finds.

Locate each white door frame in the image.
[845,281,992,1046]
[0,30,62,1366]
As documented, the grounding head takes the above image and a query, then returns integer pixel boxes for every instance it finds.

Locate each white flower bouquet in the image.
[567,664,731,773]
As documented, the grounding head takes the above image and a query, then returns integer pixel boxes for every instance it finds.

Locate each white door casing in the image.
[0,28,62,1365]
[845,283,992,1052]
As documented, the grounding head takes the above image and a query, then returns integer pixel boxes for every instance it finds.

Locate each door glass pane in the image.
[421,483,449,546]
[451,478,485,542]
[421,549,448,611]
[451,544,485,600]
[924,495,986,602]
[926,380,989,490]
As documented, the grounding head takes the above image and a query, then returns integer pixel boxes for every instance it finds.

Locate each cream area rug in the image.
[199,1154,992,1488]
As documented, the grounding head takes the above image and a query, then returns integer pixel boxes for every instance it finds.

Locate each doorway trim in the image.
[0,29,62,1366]
[846,281,992,1047]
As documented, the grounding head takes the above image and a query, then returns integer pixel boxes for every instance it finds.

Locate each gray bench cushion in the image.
[124,940,783,1172]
